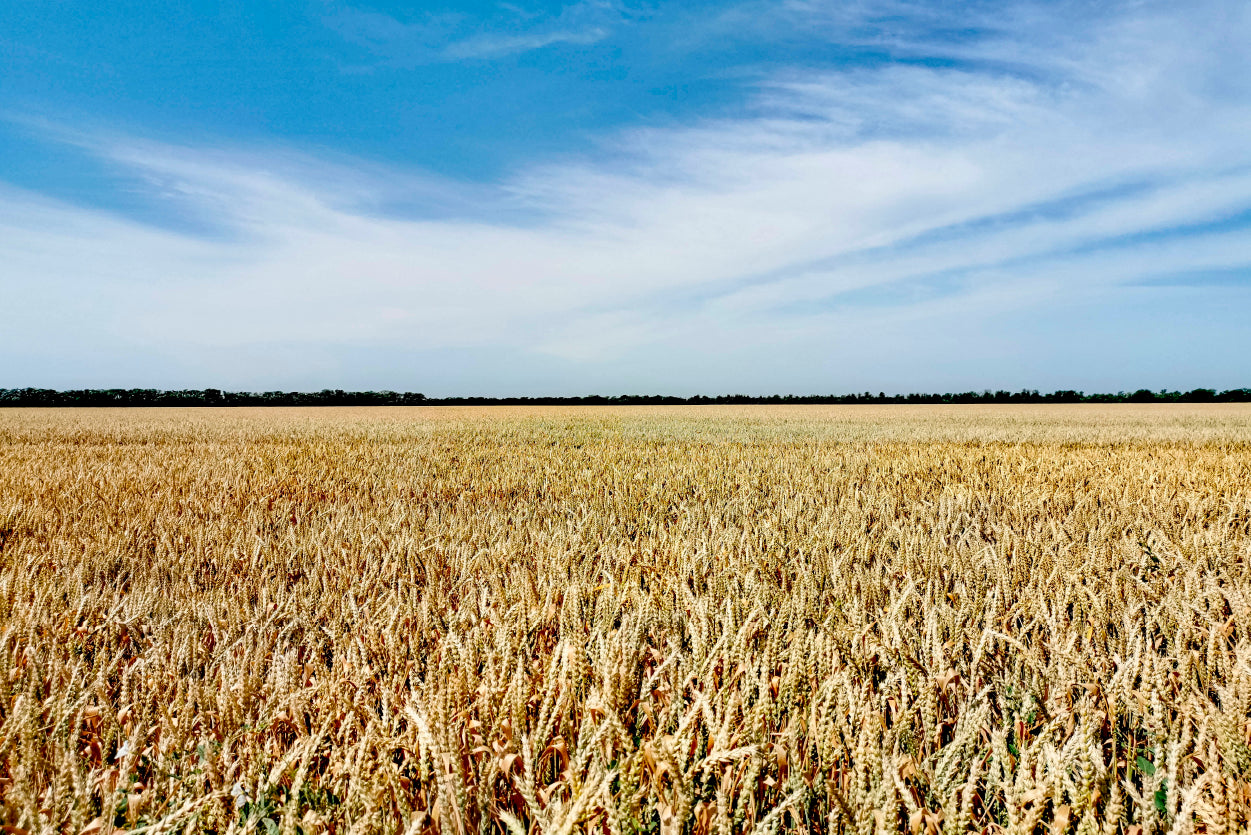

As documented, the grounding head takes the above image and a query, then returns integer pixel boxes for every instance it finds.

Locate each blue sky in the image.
[2,0,1249,394]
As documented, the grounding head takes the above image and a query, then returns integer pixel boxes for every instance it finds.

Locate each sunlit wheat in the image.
[1,405,1249,834]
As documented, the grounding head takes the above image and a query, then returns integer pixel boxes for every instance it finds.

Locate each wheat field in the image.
[1,405,1249,835]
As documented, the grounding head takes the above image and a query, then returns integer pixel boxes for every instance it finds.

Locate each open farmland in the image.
[1,406,1250,835]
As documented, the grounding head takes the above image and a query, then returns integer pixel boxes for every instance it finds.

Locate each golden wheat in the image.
[1,405,1249,835]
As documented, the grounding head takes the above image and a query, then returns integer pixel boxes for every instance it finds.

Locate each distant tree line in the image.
[1,387,1249,407]
[0,389,431,407]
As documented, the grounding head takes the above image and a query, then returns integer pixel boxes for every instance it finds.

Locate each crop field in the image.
[1,405,1250,835]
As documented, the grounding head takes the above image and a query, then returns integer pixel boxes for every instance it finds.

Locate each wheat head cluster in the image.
[1,405,1249,835]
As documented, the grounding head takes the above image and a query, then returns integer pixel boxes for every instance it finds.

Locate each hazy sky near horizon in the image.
[2,0,1249,395]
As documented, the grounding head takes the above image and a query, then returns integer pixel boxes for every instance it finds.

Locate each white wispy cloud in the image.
[3,0,1249,390]
[323,0,624,64]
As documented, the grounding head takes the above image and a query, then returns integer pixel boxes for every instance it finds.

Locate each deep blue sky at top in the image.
[1,1,1248,393]
[3,1,863,193]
